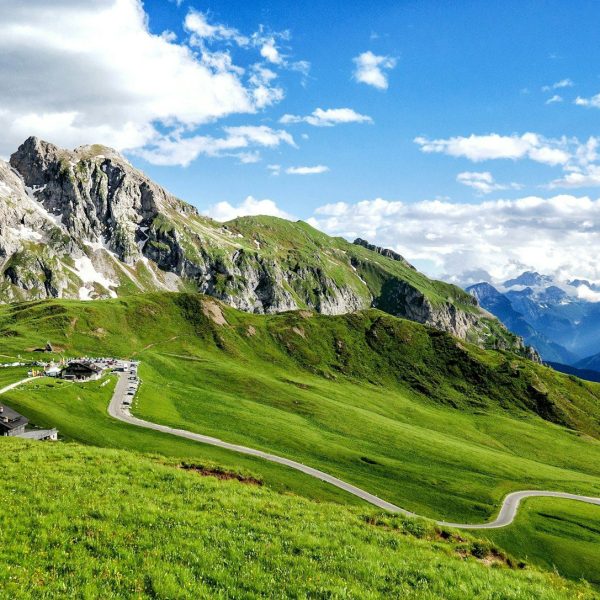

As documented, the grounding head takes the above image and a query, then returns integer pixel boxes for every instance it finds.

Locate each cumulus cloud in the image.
[575,94,600,109]
[545,94,563,104]
[352,51,396,90]
[280,107,373,127]
[415,133,571,165]
[285,165,329,175]
[307,195,600,282]
[204,196,295,221]
[576,284,600,302]
[550,164,600,188]
[418,132,600,189]
[135,125,295,166]
[456,171,521,194]
[0,0,297,164]
[259,38,283,64]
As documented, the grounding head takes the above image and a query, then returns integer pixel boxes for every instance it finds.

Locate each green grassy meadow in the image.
[484,497,600,587]
[1,293,600,588]
[0,438,597,599]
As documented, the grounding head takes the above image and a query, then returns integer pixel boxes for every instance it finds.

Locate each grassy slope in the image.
[225,216,479,310]
[1,293,600,585]
[161,212,483,314]
[485,498,600,587]
[0,438,597,599]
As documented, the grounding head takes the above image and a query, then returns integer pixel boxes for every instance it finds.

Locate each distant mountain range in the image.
[467,272,600,370]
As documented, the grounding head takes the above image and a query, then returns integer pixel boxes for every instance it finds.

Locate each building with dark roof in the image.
[61,362,104,382]
[0,404,28,437]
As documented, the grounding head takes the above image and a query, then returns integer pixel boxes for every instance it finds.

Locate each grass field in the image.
[0,438,597,599]
[1,293,600,587]
[484,497,600,587]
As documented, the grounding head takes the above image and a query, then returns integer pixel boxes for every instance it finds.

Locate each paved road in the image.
[0,377,39,396]
[107,365,600,529]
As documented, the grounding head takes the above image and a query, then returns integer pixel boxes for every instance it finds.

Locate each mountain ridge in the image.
[0,136,533,357]
[467,273,600,364]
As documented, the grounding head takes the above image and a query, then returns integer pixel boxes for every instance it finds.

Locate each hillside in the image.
[0,137,531,355]
[2,439,596,599]
[1,292,600,585]
[1,292,598,435]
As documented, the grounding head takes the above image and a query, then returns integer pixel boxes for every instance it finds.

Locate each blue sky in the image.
[2,0,600,284]
[135,0,600,212]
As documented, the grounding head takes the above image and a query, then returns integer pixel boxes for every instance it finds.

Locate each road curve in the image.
[107,366,600,529]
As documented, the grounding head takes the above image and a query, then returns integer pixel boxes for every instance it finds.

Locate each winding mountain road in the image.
[2,370,599,529]
[106,365,600,529]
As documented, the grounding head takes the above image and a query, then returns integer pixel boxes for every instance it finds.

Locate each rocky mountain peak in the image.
[10,136,62,187]
[0,137,535,359]
[503,271,552,288]
[8,136,200,266]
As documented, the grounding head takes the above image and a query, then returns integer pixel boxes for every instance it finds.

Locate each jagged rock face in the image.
[0,136,536,358]
[376,278,478,338]
[10,137,194,265]
[0,160,72,301]
[375,278,540,360]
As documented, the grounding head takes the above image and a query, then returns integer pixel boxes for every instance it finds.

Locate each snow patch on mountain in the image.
[71,256,118,301]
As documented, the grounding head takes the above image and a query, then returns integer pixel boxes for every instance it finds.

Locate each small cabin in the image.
[0,405,28,437]
[61,362,104,382]
[18,428,58,441]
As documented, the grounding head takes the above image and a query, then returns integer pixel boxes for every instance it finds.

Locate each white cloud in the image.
[280,107,373,127]
[308,195,600,282]
[456,171,521,194]
[550,164,600,188]
[204,196,294,221]
[184,10,249,45]
[237,151,261,164]
[576,284,600,302]
[260,38,283,64]
[417,132,600,190]
[415,133,571,165]
[545,94,563,104]
[541,78,574,92]
[575,94,600,109]
[352,51,396,90]
[0,0,294,164]
[135,125,295,166]
[267,164,281,176]
[247,65,284,108]
[285,165,329,175]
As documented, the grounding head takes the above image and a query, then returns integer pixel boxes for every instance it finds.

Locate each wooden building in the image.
[0,404,28,437]
[61,362,104,382]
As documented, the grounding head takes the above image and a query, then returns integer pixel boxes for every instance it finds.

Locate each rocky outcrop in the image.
[376,278,477,336]
[353,238,416,270]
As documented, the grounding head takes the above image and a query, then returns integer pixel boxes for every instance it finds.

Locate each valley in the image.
[1,137,599,595]
[1,292,600,589]
[2,2,598,596]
